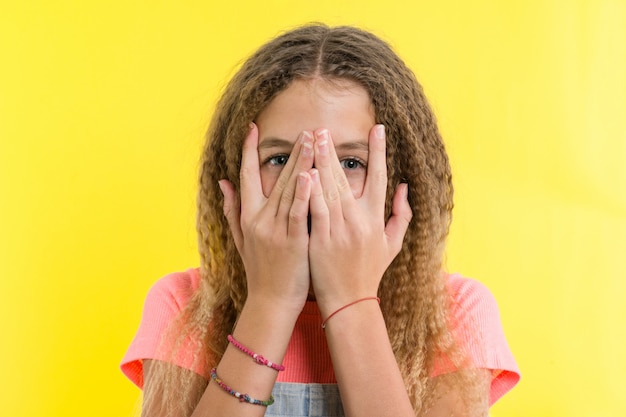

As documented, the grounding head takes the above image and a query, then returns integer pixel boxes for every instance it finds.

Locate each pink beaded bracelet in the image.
[227,334,285,371]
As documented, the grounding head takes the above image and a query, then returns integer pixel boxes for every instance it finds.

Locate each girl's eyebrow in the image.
[335,141,369,153]
[258,137,293,150]
[259,137,369,152]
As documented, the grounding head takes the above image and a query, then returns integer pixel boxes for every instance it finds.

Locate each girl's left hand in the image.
[308,125,413,317]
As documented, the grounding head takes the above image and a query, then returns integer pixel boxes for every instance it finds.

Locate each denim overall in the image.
[265,382,345,417]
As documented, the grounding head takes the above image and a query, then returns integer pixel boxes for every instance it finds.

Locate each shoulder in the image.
[144,267,202,313]
[443,273,521,406]
[120,268,202,388]
[445,273,500,321]
[444,272,508,349]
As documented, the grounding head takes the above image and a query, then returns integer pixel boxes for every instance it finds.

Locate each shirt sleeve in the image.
[120,269,201,389]
[443,274,521,406]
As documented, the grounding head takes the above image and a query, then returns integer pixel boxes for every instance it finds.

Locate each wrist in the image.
[245,272,310,314]
[320,296,381,329]
[242,294,304,327]
[314,287,379,319]
[228,297,301,369]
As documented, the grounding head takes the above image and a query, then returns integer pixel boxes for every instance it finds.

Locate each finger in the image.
[239,123,263,216]
[313,129,351,217]
[308,168,329,238]
[287,172,312,239]
[363,124,387,218]
[384,183,413,256]
[324,130,356,207]
[219,179,244,251]
[274,131,314,219]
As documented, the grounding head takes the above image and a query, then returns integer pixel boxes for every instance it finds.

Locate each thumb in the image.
[384,183,412,256]
[219,179,243,251]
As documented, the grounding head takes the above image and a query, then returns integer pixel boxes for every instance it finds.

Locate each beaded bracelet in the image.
[321,296,381,329]
[227,334,285,371]
[210,367,275,407]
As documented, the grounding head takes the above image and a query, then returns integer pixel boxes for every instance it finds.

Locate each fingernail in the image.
[316,130,329,154]
[218,180,226,196]
[375,124,385,139]
[301,131,313,155]
[310,168,319,182]
[249,122,255,131]
[403,183,409,200]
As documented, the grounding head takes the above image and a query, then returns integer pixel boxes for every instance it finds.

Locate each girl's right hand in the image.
[219,123,314,314]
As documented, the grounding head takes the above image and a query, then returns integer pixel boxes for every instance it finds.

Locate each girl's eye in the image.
[340,158,365,170]
[265,154,289,166]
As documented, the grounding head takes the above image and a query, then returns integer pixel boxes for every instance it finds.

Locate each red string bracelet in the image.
[321,296,381,329]
[227,334,285,371]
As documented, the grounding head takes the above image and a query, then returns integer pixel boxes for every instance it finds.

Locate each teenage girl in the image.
[121,24,520,417]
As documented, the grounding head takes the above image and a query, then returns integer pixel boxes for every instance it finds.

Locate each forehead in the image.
[255,78,375,144]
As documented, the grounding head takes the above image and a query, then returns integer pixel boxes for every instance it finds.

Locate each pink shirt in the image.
[121,268,520,406]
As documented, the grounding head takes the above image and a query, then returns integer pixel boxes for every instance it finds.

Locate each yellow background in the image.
[1,1,625,416]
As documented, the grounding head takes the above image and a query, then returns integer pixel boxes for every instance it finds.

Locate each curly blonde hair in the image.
[144,24,474,416]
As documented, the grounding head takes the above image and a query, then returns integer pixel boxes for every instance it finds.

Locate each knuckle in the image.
[336,177,351,194]
[240,218,253,233]
[293,191,306,201]
[222,202,239,221]
[404,203,413,221]
[374,170,387,184]
[280,186,295,204]
[288,210,306,224]
[240,165,254,182]
[256,224,273,241]
[333,169,348,185]
[309,199,328,216]
[273,174,290,193]
[324,188,339,202]
[311,183,324,198]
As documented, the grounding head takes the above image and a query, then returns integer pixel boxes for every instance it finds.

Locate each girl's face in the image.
[255,78,376,198]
